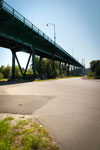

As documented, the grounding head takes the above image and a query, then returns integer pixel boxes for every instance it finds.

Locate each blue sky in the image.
[0,0,100,68]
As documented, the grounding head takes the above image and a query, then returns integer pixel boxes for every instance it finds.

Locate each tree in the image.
[90,60,100,77]
[95,65,100,76]
[0,65,5,75]
[15,66,22,78]
[4,65,11,78]
[0,65,11,78]
[0,73,4,79]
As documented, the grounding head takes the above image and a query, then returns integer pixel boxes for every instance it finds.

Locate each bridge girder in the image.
[0,0,85,79]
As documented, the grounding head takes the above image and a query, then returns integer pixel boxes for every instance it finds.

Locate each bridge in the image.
[0,0,84,79]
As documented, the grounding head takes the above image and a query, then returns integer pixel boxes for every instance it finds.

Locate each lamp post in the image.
[46,23,56,42]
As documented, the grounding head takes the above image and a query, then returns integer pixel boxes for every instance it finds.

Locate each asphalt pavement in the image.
[0,78,100,150]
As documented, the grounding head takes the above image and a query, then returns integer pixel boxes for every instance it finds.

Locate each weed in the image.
[4,116,14,121]
[19,116,25,119]
[0,118,14,150]
[0,117,59,150]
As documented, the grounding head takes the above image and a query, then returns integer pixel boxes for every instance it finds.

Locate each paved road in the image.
[0,78,100,150]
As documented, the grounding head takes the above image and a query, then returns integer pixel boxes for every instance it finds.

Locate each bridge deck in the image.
[0,0,83,67]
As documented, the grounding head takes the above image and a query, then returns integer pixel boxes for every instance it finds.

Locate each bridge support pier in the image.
[68,64,70,76]
[65,62,67,75]
[69,65,71,76]
[11,50,15,79]
[59,61,61,75]
[52,57,55,76]
[23,53,31,78]
[11,46,36,80]
[15,53,24,77]
[39,56,42,77]
[31,46,36,79]
[74,66,76,76]
[65,63,67,75]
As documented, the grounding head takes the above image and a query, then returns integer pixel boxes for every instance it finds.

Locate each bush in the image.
[0,73,4,79]
[95,65,100,76]
[87,72,96,77]
[0,65,11,78]
[90,60,100,78]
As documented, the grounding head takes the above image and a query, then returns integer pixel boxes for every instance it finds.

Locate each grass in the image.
[87,76,100,79]
[0,117,59,150]
[0,78,8,81]
[0,76,80,83]
[87,76,96,79]
[35,76,81,82]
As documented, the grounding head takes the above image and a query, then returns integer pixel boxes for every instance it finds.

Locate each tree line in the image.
[0,57,82,80]
[88,60,100,79]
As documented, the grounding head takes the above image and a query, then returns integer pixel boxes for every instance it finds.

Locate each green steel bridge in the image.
[0,0,84,79]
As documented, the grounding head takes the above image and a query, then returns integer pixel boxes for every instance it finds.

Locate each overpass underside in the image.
[0,0,84,79]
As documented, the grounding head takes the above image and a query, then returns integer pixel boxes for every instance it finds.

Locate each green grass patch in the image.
[0,117,59,150]
[0,78,8,82]
[87,76,96,79]
[35,76,81,82]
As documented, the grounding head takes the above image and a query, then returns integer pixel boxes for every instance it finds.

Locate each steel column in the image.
[74,66,76,76]
[65,62,66,75]
[59,61,61,75]
[52,55,55,76]
[39,56,42,75]
[68,64,70,76]
[31,45,36,79]
[70,65,72,76]
[52,58,54,75]
[11,50,15,79]
[65,63,68,75]
[24,53,31,78]
[15,53,24,77]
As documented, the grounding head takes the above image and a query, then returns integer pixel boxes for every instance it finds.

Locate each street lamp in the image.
[46,23,56,42]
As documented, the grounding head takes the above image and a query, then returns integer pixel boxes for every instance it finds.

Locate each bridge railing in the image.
[1,1,61,47]
[1,1,55,45]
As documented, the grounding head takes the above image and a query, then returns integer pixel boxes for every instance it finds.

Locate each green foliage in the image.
[0,56,81,80]
[0,117,59,150]
[0,73,4,79]
[95,65,100,76]
[0,65,11,78]
[88,72,96,77]
[89,60,100,78]
[90,60,98,72]
[0,65,5,74]
[34,57,55,78]
[34,57,69,79]
[26,68,33,75]
[15,66,23,78]
[0,117,14,150]
[0,65,23,79]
